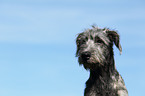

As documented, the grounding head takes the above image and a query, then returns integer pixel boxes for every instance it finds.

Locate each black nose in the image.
[81,51,91,61]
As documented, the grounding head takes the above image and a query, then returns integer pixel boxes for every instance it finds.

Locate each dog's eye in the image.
[96,40,103,43]
[77,39,86,46]
[95,37,103,44]
[81,39,86,44]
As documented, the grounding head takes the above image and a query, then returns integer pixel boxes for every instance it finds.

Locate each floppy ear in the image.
[107,30,122,54]
[76,33,83,57]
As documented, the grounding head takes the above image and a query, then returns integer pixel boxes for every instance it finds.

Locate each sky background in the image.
[0,0,145,96]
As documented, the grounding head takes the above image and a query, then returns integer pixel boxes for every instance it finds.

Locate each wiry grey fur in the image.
[76,26,128,96]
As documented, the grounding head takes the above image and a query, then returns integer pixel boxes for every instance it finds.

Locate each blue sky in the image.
[0,0,145,96]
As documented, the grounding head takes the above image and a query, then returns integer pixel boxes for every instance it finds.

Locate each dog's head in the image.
[76,27,122,70]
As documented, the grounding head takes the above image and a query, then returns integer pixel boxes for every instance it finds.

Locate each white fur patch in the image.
[111,75,128,96]
[118,90,128,96]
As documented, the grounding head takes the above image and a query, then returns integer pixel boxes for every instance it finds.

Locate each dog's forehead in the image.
[92,30,106,37]
[81,28,108,38]
[77,28,110,45]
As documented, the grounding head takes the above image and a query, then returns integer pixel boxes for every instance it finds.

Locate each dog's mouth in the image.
[83,58,97,64]
[82,62,100,70]
[80,54,99,64]
[79,56,101,70]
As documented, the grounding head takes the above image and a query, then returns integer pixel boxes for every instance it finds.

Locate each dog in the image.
[76,26,128,96]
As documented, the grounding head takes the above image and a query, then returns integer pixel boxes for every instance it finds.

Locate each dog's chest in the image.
[85,74,128,96]
[85,78,117,96]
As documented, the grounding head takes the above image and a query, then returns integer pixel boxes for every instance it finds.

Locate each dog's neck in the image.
[87,53,116,85]
[85,63,118,96]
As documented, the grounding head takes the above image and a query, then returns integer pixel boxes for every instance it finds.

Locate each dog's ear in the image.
[107,30,122,54]
[76,33,82,57]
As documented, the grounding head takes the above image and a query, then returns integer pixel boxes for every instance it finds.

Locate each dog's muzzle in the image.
[81,51,91,62]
